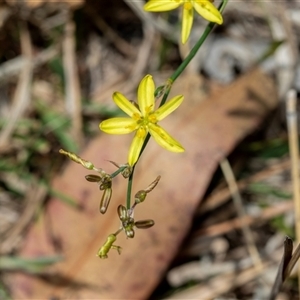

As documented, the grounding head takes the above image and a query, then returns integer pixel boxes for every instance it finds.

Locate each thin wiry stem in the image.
[125,0,229,209]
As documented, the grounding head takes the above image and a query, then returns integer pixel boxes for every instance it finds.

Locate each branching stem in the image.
[125,0,229,209]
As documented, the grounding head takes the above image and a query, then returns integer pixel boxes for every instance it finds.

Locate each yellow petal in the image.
[155,95,183,121]
[113,92,141,117]
[100,118,138,134]
[144,0,182,12]
[138,75,155,116]
[149,123,184,152]
[193,0,223,25]
[181,4,194,44]
[128,127,147,166]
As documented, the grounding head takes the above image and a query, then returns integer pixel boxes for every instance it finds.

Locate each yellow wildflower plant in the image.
[100,75,184,166]
[144,0,223,44]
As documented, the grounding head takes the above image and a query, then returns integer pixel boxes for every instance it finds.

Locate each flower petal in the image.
[100,118,138,134]
[193,0,223,25]
[181,4,194,44]
[128,127,147,166]
[144,0,182,12]
[113,92,141,117]
[155,95,183,121]
[138,75,155,116]
[149,123,184,152]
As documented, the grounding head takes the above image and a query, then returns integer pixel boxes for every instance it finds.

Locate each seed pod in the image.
[134,190,147,204]
[99,188,112,214]
[123,217,135,238]
[117,205,128,222]
[135,219,155,229]
[85,174,101,182]
[134,176,161,204]
[125,228,135,238]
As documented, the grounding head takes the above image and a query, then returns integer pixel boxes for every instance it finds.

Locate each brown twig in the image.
[0,46,58,82]
[286,89,300,295]
[91,16,156,104]
[0,182,48,254]
[269,237,293,300]
[167,250,282,299]
[85,4,135,57]
[124,0,178,43]
[200,158,291,214]
[62,13,83,147]
[195,200,293,238]
[220,158,263,270]
[0,21,33,149]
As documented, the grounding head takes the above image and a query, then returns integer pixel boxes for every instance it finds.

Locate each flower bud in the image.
[59,149,94,170]
[99,174,112,190]
[99,182,112,191]
[117,205,128,222]
[134,190,147,204]
[85,174,101,182]
[125,228,135,238]
[99,188,112,214]
[135,219,155,229]
[123,217,135,237]
[134,176,161,204]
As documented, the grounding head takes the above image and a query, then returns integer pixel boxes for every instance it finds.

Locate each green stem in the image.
[126,165,135,209]
[169,0,229,85]
[169,24,215,83]
[110,166,127,179]
[125,0,229,208]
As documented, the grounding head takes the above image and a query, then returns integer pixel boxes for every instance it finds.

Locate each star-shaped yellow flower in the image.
[99,75,184,166]
[144,0,223,44]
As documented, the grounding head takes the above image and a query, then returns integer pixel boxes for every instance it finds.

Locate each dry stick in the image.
[124,0,178,43]
[286,89,300,295]
[220,158,263,271]
[92,19,155,104]
[195,200,293,238]
[62,14,83,147]
[85,4,135,57]
[117,24,155,96]
[200,158,291,214]
[269,237,293,300]
[0,21,33,149]
[167,251,282,300]
[0,46,58,82]
[0,183,48,254]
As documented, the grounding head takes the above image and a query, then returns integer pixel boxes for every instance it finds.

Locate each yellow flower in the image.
[99,75,184,166]
[144,0,223,44]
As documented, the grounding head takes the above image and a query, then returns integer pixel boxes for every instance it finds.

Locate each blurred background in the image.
[1,0,300,299]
